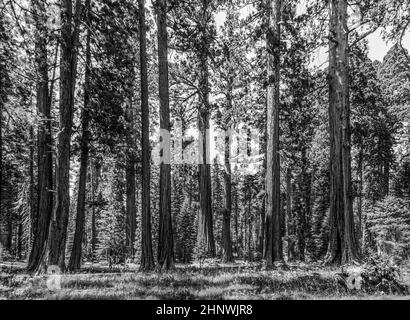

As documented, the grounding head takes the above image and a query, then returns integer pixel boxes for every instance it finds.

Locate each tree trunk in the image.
[125,158,136,257]
[233,177,239,255]
[222,129,234,262]
[265,0,283,268]
[125,93,137,258]
[48,0,81,271]
[29,126,35,247]
[197,0,216,258]
[259,135,266,256]
[156,0,174,271]
[27,0,54,272]
[68,0,91,272]
[139,0,155,271]
[325,0,360,265]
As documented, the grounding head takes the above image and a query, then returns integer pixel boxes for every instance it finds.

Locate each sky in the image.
[214,3,410,68]
[147,0,410,62]
[368,29,410,61]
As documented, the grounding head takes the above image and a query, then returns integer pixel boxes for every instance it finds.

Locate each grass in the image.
[0,260,409,300]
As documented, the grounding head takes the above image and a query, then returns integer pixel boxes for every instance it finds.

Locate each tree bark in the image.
[139,0,155,271]
[156,0,174,271]
[265,0,283,268]
[68,0,91,272]
[48,0,82,271]
[325,0,360,265]
[27,0,54,272]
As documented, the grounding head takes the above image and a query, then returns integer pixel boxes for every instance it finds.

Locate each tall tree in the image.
[325,0,359,265]
[156,0,174,271]
[68,0,92,272]
[139,0,155,271]
[48,0,82,270]
[213,2,248,263]
[265,0,283,267]
[27,0,54,272]
[197,0,216,258]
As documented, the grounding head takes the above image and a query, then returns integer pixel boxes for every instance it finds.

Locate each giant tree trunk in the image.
[197,0,216,258]
[156,0,174,271]
[265,0,283,268]
[48,0,81,271]
[27,0,54,272]
[325,0,360,265]
[68,0,91,272]
[139,0,155,271]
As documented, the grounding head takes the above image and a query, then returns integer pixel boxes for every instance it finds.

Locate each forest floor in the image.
[0,260,410,300]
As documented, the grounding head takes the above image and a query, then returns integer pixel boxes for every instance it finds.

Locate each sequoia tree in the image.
[156,0,175,271]
[27,0,53,272]
[139,0,155,271]
[325,0,360,265]
[48,0,82,271]
[68,0,92,272]
[265,0,283,267]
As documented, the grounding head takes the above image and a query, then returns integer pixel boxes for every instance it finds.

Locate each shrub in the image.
[364,196,410,262]
[360,255,408,294]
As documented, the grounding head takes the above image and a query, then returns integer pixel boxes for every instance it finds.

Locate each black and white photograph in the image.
[0,0,410,304]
